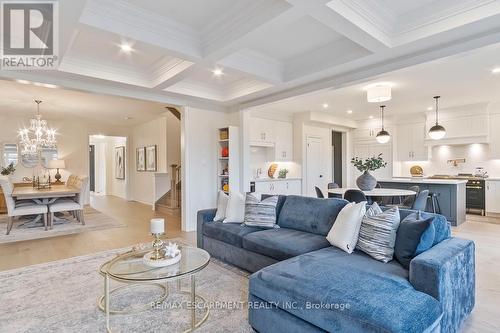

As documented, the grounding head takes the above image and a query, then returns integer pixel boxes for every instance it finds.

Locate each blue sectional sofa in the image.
[197,195,475,333]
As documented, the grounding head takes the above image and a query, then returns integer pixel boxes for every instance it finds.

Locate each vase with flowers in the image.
[350,154,387,191]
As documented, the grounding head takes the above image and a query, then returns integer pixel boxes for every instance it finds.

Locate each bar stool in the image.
[427,192,441,214]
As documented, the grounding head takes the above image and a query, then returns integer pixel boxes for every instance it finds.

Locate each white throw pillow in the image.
[213,191,229,222]
[326,201,367,253]
[223,192,246,223]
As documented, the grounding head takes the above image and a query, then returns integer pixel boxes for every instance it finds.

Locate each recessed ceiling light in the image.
[322,103,329,109]
[369,115,374,119]
[347,110,353,114]
[124,116,132,120]
[427,106,433,111]
[492,67,500,74]
[16,79,31,85]
[119,43,133,53]
[212,68,223,77]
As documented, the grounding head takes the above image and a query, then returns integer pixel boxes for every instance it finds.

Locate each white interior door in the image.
[306,136,324,197]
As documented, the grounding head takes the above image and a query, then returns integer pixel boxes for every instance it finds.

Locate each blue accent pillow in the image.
[395,212,436,268]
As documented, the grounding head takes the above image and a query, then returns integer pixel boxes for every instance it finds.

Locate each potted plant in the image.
[278,168,289,179]
[350,154,387,191]
[1,162,15,176]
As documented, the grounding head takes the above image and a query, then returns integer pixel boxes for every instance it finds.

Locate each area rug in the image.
[0,207,125,244]
[0,241,254,333]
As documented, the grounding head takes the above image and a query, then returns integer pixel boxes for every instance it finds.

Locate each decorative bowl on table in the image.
[142,242,181,268]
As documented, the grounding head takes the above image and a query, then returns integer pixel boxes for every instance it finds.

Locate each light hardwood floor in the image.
[0,194,195,271]
[0,196,498,332]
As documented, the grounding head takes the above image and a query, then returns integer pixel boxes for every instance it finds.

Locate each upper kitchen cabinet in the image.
[489,113,500,159]
[353,119,392,144]
[396,122,428,161]
[274,121,293,161]
[424,104,489,144]
[249,117,275,145]
[249,117,293,161]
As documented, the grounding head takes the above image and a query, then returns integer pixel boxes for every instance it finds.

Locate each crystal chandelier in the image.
[18,100,57,156]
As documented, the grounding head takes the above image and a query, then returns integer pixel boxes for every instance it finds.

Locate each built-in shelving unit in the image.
[218,127,240,194]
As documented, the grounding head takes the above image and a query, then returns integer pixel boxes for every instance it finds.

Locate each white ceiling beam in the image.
[287,0,391,52]
[150,57,195,89]
[237,25,500,109]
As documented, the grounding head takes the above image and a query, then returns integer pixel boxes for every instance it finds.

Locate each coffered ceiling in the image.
[2,0,500,110]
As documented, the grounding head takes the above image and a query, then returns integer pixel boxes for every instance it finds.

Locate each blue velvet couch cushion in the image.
[203,221,263,248]
[398,209,450,245]
[250,247,443,333]
[395,212,436,268]
[277,196,349,235]
[242,228,330,261]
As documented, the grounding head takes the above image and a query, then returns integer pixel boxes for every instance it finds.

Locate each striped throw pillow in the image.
[244,193,279,228]
[356,205,400,263]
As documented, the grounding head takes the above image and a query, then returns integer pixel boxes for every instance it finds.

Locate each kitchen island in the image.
[378,178,467,226]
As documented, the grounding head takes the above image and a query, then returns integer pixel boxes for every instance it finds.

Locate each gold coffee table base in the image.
[97,283,169,314]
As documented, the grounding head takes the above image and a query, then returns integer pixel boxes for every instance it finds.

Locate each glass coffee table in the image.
[99,245,210,333]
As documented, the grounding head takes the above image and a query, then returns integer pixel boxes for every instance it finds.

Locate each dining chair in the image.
[327,182,339,189]
[0,176,49,234]
[411,189,429,211]
[66,175,77,187]
[315,186,325,198]
[327,183,339,198]
[48,176,89,228]
[344,189,367,203]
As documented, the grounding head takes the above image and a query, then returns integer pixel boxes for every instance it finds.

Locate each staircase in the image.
[155,164,181,216]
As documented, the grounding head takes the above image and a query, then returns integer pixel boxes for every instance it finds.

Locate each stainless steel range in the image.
[429,173,485,215]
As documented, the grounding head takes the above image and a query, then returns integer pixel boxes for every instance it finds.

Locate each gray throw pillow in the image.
[356,205,400,263]
[244,193,279,228]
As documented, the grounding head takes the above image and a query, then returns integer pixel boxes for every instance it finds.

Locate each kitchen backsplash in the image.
[250,146,301,179]
[396,144,500,177]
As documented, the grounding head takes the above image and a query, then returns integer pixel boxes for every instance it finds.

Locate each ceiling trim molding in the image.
[59,55,152,88]
[150,57,195,88]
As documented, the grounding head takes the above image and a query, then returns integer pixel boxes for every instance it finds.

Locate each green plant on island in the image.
[350,154,387,172]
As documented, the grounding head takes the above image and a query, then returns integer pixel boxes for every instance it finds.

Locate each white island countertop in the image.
[379,178,468,185]
[252,178,301,182]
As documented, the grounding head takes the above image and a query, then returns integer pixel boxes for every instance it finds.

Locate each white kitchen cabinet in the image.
[489,114,500,159]
[396,122,428,161]
[254,179,302,195]
[486,180,500,214]
[354,125,393,143]
[249,117,275,144]
[425,114,488,140]
[274,121,293,161]
[353,143,392,180]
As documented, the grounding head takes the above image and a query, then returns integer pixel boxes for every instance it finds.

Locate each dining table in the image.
[12,185,80,227]
[327,188,417,198]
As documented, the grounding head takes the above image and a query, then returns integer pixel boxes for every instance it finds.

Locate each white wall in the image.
[0,114,131,203]
[131,116,168,206]
[182,107,236,231]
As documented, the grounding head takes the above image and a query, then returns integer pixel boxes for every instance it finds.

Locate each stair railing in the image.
[170,164,181,207]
